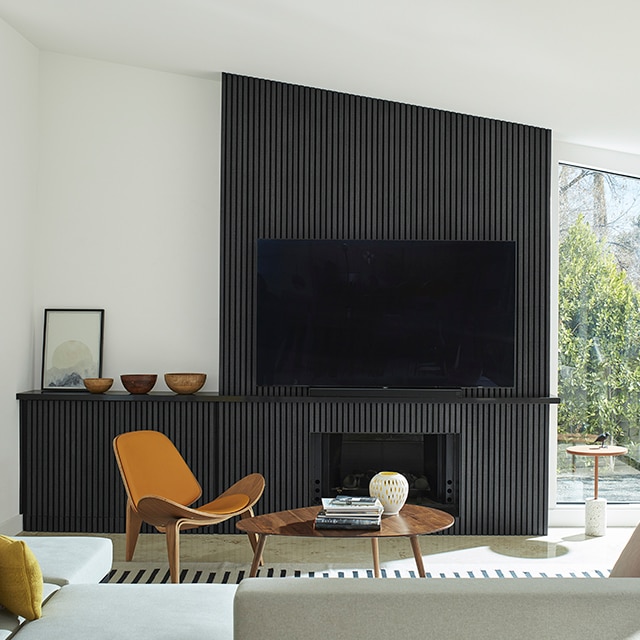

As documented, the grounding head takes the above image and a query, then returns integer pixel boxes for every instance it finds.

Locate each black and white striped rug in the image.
[102,562,610,584]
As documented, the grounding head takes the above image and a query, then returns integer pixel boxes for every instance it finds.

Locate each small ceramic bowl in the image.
[121,374,157,394]
[164,372,206,394]
[83,377,114,394]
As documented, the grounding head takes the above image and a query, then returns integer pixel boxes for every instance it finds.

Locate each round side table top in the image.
[566,444,628,457]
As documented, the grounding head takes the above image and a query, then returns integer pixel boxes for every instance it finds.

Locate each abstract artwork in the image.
[41,309,104,390]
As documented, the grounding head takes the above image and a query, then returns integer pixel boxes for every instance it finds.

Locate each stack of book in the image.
[314,496,384,530]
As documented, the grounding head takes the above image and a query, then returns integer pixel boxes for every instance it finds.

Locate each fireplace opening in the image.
[310,433,459,515]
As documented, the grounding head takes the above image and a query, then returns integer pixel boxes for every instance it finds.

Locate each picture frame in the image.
[41,309,105,390]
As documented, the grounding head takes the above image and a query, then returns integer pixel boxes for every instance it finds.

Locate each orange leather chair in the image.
[113,430,265,583]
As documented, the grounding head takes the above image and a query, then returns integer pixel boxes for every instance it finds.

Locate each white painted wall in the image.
[1,44,220,533]
[0,19,39,533]
[34,53,221,391]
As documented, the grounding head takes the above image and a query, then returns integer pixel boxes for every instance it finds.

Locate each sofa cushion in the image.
[0,536,43,620]
[0,583,59,640]
[16,583,237,640]
[0,608,19,640]
[16,536,113,585]
[235,577,640,640]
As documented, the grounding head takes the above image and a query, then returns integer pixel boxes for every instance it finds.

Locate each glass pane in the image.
[557,163,640,503]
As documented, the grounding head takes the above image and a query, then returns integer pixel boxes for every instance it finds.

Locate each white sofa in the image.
[15,583,236,640]
[234,576,640,640]
[1,536,236,640]
[233,524,640,640]
[5,535,640,640]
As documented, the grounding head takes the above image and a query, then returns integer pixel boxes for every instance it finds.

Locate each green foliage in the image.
[558,216,640,442]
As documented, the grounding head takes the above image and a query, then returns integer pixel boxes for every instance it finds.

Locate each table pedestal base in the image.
[585,497,607,536]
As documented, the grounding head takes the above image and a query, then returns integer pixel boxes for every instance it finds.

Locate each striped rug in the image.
[102,562,610,584]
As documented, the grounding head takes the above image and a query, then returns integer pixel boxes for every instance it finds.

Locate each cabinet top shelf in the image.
[17,390,560,404]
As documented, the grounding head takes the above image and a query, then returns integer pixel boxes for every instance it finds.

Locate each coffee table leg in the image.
[409,535,426,578]
[371,538,381,578]
[249,534,268,577]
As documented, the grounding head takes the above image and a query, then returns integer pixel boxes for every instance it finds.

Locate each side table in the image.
[566,444,628,536]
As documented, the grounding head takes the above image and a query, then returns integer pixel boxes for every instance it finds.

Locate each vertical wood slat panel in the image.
[20,399,217,533]
[218,73,551,534]
[220,73,550,399]
[212,400,548,535]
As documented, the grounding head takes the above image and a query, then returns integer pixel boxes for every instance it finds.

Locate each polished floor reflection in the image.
[89,527,634,574]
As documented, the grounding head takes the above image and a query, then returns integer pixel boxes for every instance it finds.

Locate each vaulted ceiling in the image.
[1,0,638,156]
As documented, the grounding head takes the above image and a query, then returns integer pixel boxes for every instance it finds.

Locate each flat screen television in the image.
[256,239,516,390]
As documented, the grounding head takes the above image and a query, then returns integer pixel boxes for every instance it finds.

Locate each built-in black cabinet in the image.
[18,391,557,535]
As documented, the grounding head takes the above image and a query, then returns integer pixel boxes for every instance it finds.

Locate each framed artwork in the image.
[41,309,105,390]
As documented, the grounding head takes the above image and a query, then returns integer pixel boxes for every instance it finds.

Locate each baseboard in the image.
[0,513,23,535]
[548,504,640,528]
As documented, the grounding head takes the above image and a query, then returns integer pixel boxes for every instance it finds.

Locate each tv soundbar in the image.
[308,387,464,399]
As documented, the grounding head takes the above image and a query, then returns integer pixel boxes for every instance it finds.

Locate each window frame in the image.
[550,141,640,527]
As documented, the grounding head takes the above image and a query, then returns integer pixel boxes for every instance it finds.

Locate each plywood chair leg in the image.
[125,499,143,561]
[165,521,181,584]
[240,508,263,566]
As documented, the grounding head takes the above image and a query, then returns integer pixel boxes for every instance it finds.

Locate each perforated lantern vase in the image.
[369,471,409,515]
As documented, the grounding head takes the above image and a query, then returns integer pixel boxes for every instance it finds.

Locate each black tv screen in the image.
[256,240,516,389]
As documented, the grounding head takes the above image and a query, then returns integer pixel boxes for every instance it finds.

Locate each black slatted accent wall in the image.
[220,74,550,399]
[219,74,551,535]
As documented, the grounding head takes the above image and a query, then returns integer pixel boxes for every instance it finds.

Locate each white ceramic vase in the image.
[369,471,409,515]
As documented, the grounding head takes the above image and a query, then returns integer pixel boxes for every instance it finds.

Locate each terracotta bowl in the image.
[164,372,206,394]
[121,374,157,394]
[83,377,113,394]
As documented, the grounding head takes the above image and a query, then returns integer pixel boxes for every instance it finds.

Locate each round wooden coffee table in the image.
[236,503,455,578]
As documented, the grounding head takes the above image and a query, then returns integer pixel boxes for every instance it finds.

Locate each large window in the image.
[557,164,640,503]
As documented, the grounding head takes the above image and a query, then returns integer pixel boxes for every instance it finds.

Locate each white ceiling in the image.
[1,0,639,156]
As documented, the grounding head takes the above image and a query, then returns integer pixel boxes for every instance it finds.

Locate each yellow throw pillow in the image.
[0,535,43,620]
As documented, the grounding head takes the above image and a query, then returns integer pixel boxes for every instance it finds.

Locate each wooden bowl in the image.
[83,377,113,393]
[164,373,206,394]
[121,374,157,394]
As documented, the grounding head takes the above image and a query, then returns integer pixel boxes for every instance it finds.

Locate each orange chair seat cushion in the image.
[198,493,250,515]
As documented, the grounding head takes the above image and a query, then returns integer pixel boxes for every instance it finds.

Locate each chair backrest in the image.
[113,430,202,508]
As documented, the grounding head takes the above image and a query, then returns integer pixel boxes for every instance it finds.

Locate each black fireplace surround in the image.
[310,433,460,515]
[18,74,554,536]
